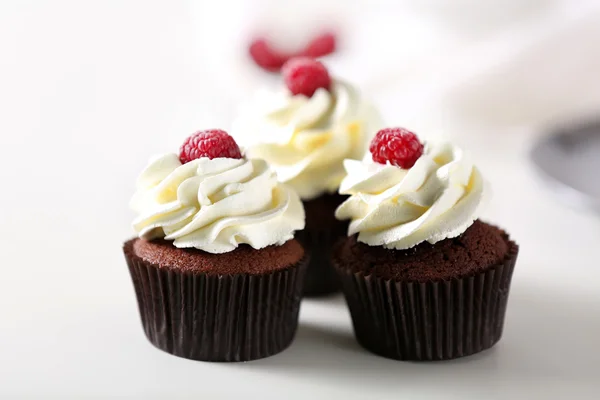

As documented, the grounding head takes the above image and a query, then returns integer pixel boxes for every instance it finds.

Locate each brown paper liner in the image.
[124,241,308,362]
[300,193,348,297]
[333,237,519,361]
[299,222,347,297]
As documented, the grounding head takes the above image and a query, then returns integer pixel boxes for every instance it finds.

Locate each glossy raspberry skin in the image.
[369,128,424,169]
[282,57,331,97]
[179,129,242,164]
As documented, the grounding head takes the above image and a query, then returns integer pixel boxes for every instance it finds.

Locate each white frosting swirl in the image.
[130,154,305,254]
[232,80,382,200]
[335,142,488,250]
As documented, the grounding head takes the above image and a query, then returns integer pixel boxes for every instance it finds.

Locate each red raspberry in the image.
[248,33,337,73]
[179,129,242,164]
[301,32,336,58]
[282,57,331,97]
[369,128,424,169]
[248,38,289,72]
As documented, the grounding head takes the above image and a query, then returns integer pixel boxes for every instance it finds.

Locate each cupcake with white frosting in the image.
[123,129,307,362]
[233,57,382,295]
[332,127,519,361]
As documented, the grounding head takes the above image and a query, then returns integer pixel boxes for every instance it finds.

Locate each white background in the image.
[1,1,600,399]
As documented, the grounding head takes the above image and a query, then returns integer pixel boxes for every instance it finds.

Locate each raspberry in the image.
[369,128,424,169]
[248,33,337,73]
[248,38,289,72]
[301,32,336,58]
[282,57,331,97]
[179,129,242,164]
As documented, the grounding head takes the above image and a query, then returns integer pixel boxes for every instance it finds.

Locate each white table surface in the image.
[1,1,599,399]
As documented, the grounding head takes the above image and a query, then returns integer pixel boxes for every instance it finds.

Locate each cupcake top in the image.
[232,58,382,200]
[130,129,305,254]
[335,127,488,250]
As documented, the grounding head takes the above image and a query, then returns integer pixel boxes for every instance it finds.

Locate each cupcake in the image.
[233,58,382,296]
[123,129,307,362]
[333,127,519,361]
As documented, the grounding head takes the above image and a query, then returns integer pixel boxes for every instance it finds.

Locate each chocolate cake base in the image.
[332,221,518,361]
[300,193,347,296]
[132,238,304,275]
[124,238,307,362]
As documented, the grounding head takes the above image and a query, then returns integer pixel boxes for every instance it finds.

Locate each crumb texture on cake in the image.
[125,238,304,276]
[335,220,510,282]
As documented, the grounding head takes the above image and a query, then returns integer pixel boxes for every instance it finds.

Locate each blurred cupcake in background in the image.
[233,57,382,296]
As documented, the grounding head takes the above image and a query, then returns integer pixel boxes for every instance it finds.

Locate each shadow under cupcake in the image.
[123,129,308,362]
[332,127,519,361]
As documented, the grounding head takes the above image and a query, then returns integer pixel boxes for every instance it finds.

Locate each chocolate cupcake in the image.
[333,127,519,361]
[124,129,307,362]
[233,58,382,296]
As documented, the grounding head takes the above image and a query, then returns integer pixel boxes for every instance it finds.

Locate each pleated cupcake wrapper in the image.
[299,222,348,296]
[333,239,519,361]
[125,245,308,362]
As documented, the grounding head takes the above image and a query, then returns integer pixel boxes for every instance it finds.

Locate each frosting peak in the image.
[130,154,305,254]
[233,80,382,200]
[335,142,488,250]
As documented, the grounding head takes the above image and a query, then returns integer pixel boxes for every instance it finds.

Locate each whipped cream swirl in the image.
[335,142,488,250]
[130,154,305,254]
[233,80,382,200]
